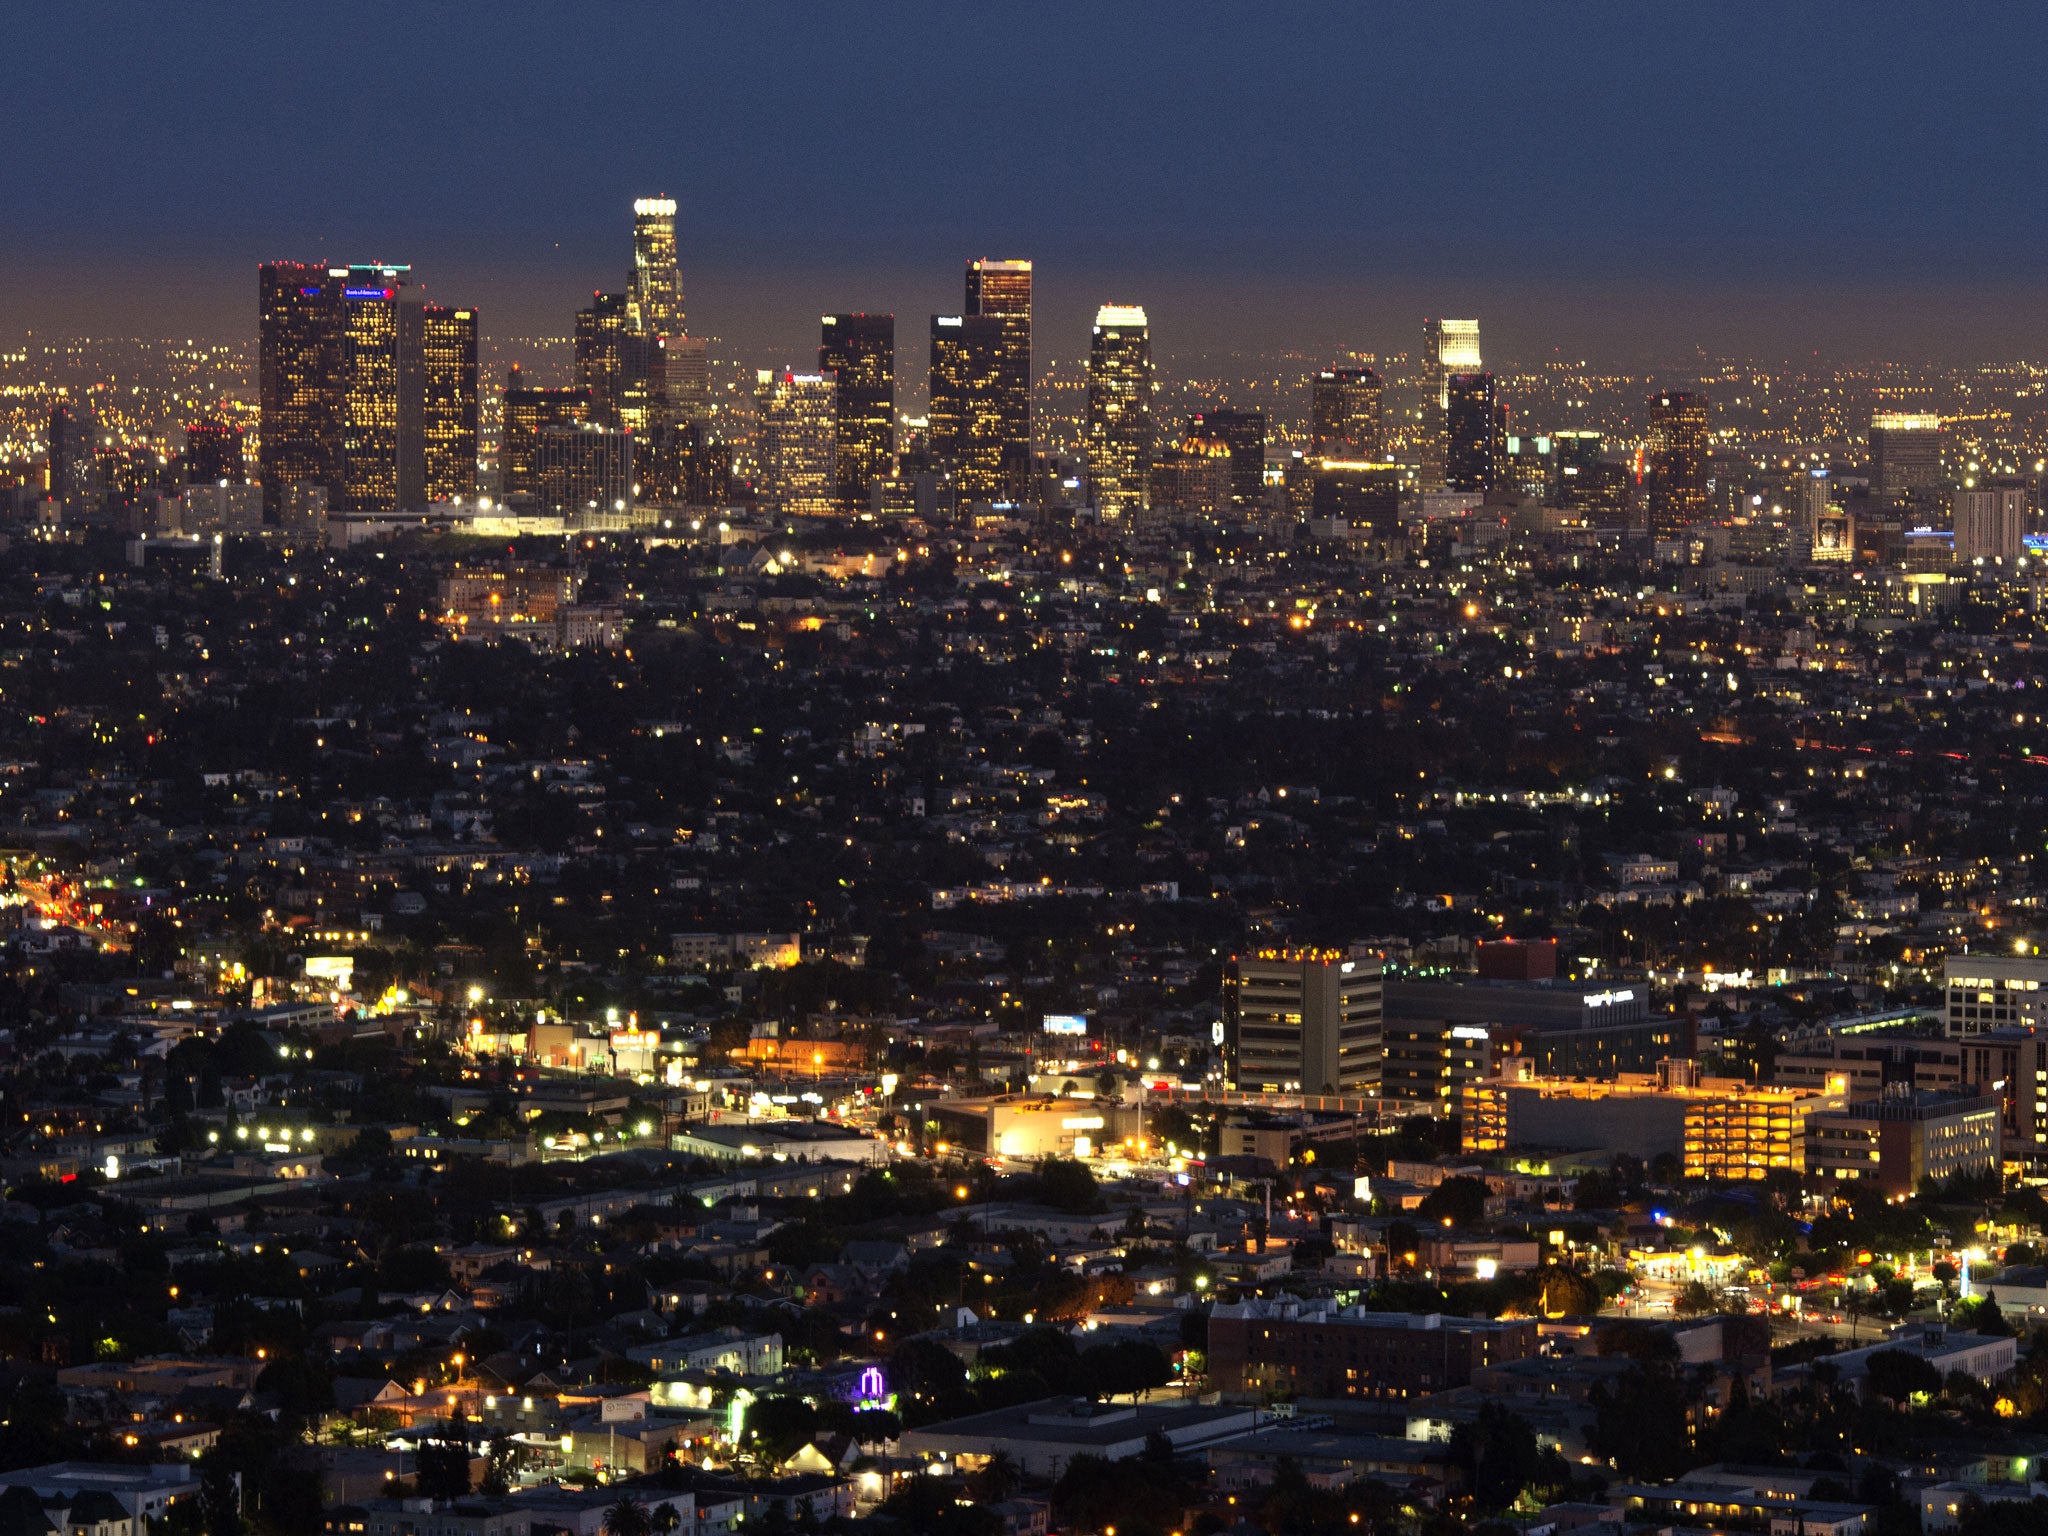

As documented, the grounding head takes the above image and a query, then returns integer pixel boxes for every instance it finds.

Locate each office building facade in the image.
[1421,319,1481,489]
[534,424,633,519]
[755,370,837,518]
[420,305,478,503]
[965,257,1033,500]
[928,313,1009,501]
[1645,390,1709,536]
[257,262,344,518]
[183,419,245,485]
[1310,367,1384,460]
[629,196,685,340]
[1084,304,1154,518]
[1186,408,1267,512]
[338,265,425,513]
[1223,951,1383,1095]
[1870,411,1944,501]
[1952,486,2027,564]
[1444,372,1501,492]
[501,369,591,504]
[1805,1087,2000,1196]
[259,260,475,517]
[819,314,894,514]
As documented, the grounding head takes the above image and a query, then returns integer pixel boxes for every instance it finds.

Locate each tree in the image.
[604,1499,651,1536]
[1955,1292,2014,1338]
[414,1408,474,1500]
[199,1454,243,1536]
[1587,1364,1695,1479]
[1673,1280,1722,1317]
[1417,1176,1489,1227]
[1038,1157,1104,1214]
[1448,1402,1549,1512]
[975,1450,1020,1502]
[1862,1349,1941,1406]
[743,1395,820,1465]
[1539,1267,1600,1319]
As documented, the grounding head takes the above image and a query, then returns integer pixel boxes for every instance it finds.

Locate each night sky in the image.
[8,2,2048,366]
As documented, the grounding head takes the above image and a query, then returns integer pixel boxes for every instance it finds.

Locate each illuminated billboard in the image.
[1043,1014,1088,1035]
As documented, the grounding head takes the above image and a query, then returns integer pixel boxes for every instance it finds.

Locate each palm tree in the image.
[649,1504,681,1536]
[604,1497,650,1536]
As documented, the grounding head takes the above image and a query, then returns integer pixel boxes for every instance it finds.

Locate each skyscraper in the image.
[1310,367,1384,460]
[1421,319,1481,489]
[1870,411,1945,502]
[755,370,837,518]
[629,196,685,340]
[575,292,640,427]
[928,313,1009,501]
[1223,950,1384,1096]
[965,258,1032,500]
[338,264,425,513]
[258,262,344,518]
[1953,486,2027,564]
[183,419,245,484]
[1185,408,1266,512]
[420,306,478,503]
[45,398,100,509]
[535,423,633,520]
[1645,390,1710,536]
[664,335,710,424]
[1084,305,1154,518]
[819,314,894,513]
[1444,372,1501,493]
[502,366,591,504]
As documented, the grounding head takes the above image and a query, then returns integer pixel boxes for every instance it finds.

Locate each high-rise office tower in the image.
[665,335,710,424]
[819,314,894,513]
[261,260,474,515]
[258,262,345,519]
[1421,319,1481,489]
[1870,411,1945,501]
[755,370,837,518]
[45,398,101,508]
[502,366,592,503]
[1186,407,1267,512]
[1645,389,1710,536]
[629,196,685,339]
[535,423,634,519]
[928,313,1009,501]
[575,292,639,427]
[1310,366,1384,460]
[1222,950,1384,1095]
[1953,486,2028,564]
[183,419,245,484]
[965,258,1033,500]
[1084,305,1154,518]
[1444,372,1501,492]
[420,305,478,503]
[338,264,426,513]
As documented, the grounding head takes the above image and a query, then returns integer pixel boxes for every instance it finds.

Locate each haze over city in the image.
[9,3,2048,362]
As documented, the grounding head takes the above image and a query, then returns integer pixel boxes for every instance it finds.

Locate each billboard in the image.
[1043,1014,1088,1035]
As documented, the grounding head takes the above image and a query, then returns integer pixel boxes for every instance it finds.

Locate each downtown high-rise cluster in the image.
[231,198,1813,553]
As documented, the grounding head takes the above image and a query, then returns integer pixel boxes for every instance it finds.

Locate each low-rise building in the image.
[898,1396,1263,1480]
[1804,1086,2000,1195]
[1207,1296,1537,1401]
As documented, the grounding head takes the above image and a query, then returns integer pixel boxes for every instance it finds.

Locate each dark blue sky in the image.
[8,2,2048,364]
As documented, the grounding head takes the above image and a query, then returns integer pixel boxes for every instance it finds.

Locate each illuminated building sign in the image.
[344,287,394,300]
[1582,989,1635,1007]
